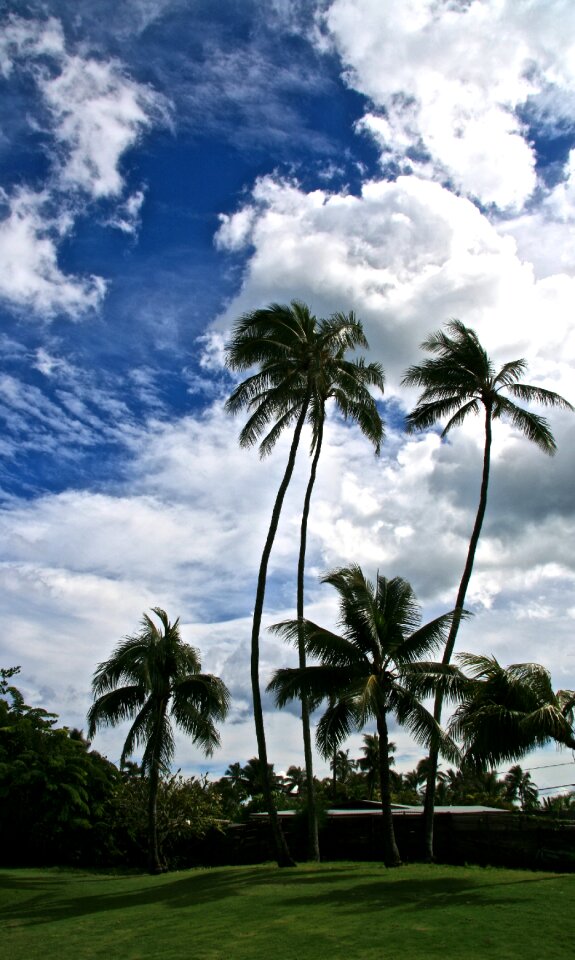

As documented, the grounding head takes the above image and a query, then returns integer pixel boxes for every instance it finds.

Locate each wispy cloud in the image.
[0,13,168,318]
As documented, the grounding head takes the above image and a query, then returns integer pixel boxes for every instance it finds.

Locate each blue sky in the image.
[1,0,575,793]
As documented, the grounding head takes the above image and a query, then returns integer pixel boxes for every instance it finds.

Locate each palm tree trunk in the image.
[296,410,324,862]
[251,400,311,868]
[422,405,493,860]
[147,759,163,873]
[377,713,402,867]
[147,707,168,874]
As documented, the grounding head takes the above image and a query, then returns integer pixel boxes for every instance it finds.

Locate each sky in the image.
[1,0,575,796]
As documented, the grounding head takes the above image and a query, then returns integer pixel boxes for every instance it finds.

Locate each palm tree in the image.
[358,734,396,801]
[295,321,384,856]
[87,608,230,873]
[268,565,466,866]
[504,765,539,811]
[402,319,573,859]
[329,748,357,800]
[450,653,575,767]
[225,300,384,864]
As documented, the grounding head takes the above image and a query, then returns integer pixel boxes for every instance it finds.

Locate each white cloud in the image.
[41,56,166,199]
[321,0,575,210]
[214,172,575,399]
[0,186,106,317]
[0,14,167,317]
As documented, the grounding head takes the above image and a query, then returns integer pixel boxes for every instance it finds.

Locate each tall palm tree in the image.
[402,319,573,859]
[268,565,465,866]
[225,300,384,864]
[87,608,230,873]
[450,652,575,766]
[295,322,384,857]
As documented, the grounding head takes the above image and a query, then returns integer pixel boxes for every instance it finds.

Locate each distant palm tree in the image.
[358,735,396,801]
[329,748,357,799]
[87,608,229,873]
[226,300,383,863]
[402,319,573,858]
[450,653,575,767]
[504,765,539,811]
[268,566,465,866]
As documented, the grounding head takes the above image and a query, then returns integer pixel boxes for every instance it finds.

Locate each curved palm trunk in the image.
[377,712,401,867]
[422,405,492,861]
[251,401,311,868]
[296,411,324,862]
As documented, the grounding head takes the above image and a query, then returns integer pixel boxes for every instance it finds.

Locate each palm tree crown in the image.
[87,608,229,872]
[450,652,575,768]
[226,299,385,456]
[269,565,466,866]
[402,319,573,451]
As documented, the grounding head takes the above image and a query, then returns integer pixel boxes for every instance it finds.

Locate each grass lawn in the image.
[1,861,574,960]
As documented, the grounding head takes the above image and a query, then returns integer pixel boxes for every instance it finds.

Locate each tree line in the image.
[3,662,573,871]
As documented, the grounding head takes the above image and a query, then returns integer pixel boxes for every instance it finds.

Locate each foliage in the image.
[0,668,119,866]
[450,653,575,766]
[109,770,225,868]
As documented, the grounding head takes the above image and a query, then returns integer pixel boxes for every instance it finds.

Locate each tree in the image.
[0,668,119,867]
[268,566,465,866]
[450,653,575,767]
[225,300,384,864]
[402,319,573,859]
[357,735,396,801]
[329,748,357,800]
[503,765,539,811]
[87,608,230,873]
[295,314,384,857]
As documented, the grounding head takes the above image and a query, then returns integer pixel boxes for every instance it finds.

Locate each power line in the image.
[535,783,575,794]
[495,760,575,775]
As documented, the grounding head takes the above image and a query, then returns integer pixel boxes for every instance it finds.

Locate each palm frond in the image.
[87,685,146,737]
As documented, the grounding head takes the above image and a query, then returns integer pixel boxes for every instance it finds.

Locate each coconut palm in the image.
[358,734,396,800]
[295,325,384,855]
[450,653,575,768]
[225,300,384,864]
[402,319,573,858]
[87,608,229,873]
[504,765,539,811]
[268,565,466,866]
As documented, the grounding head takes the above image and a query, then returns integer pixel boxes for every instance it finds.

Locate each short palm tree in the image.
[87,608,230,873]
[450,652,575,767]
[402,319,573,858]
[504,765,539,811]
[226,300,384,863]
[268,565,466,866]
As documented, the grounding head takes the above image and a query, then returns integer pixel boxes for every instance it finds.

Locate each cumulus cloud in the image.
[320,0,575,210]
[215,172,575,401]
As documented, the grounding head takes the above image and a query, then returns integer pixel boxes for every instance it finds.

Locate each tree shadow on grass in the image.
[0,865,569,928]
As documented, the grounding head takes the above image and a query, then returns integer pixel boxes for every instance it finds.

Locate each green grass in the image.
[1,862,574,960]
